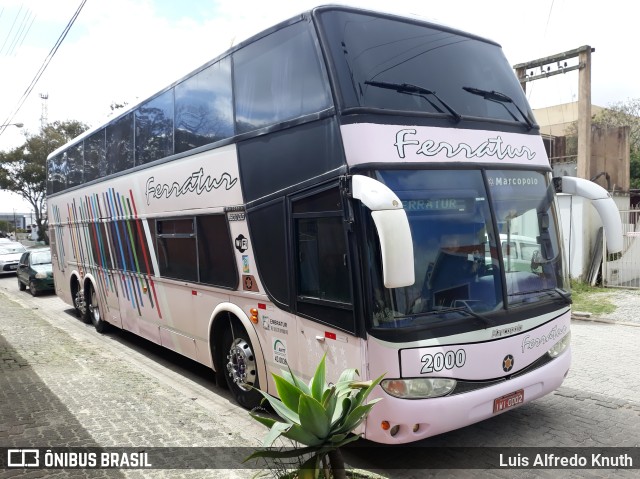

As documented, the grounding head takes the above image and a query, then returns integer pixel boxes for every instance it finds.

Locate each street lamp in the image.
[0,122,24,128]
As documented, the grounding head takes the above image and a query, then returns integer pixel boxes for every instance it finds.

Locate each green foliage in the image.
[246,355,384,478]
[570,280,616,315]
[630,150,640,190]
[0,120,88,242]
[564,99,640,191]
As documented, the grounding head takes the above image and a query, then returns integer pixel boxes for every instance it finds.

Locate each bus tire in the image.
[72,278,89,322]
[85,283,110,333]
[221,324,262,409]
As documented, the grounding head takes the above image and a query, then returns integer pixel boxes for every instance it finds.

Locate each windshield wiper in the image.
[365,80,462,123]
[509,288,572,305]
[436,306,494,327]
[462,86,534,130]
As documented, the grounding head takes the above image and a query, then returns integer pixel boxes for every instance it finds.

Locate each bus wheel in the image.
[85,284,109,333]
[222,325,262,409]
[72,279,89,322]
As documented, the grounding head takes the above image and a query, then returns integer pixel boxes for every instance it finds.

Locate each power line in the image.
[0,0,87,138]
[0,3,24,55]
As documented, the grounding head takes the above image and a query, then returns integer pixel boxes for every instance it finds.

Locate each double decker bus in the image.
[46,5,622,444]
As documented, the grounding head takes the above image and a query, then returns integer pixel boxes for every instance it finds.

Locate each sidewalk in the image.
[0,290,265,478]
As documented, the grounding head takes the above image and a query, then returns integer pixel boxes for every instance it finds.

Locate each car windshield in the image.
[31,251,51,265]
[363,169,567,330]
[0,244,27,255]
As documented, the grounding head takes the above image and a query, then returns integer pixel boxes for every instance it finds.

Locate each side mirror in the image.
[555,176,623,255]
[351,175,415,288]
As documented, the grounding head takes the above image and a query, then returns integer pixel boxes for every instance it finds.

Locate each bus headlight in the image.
[547,331,571,358]
[380,378,456,399]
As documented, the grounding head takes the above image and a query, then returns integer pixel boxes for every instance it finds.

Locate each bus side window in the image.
[196,214,238,289]
[155,218,197,283]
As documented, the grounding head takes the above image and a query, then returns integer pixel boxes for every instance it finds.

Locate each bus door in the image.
[291,184,364,383]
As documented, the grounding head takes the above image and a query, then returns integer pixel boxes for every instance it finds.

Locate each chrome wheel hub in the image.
[226,337,257,391]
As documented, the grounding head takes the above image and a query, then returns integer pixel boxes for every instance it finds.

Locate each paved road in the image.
[1,275,639,478]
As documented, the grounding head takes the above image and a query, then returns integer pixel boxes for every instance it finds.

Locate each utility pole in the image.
[513,46,594,180]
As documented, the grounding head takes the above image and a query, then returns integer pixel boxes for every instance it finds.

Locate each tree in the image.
[591,99,640,191]
[591,98,640,151]
[564,98,640,190]
[0,120,89,243]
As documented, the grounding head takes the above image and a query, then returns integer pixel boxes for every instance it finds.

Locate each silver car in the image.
[0,242,28,275]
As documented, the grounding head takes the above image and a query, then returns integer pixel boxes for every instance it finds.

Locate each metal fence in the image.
[603,209,640,289]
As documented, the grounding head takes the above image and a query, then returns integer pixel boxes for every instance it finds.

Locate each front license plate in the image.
[9,264,17,270]
[493,389,524,413]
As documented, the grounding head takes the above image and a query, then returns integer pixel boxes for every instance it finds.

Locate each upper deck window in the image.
[318,10,534,126]
[233,20,332,133]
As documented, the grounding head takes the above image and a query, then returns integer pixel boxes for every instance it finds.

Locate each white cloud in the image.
[1,0,639,154]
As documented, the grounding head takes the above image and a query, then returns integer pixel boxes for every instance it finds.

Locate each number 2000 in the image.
[420,349,466,373]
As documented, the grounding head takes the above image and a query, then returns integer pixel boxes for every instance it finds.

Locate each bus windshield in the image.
[365,169,567,329]
[319,9,535,126]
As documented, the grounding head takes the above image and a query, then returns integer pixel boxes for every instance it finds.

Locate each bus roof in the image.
[47,4,500,160]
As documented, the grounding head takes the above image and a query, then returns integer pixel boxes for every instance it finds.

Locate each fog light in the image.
[389,425,400,437]
[412,424,420,433]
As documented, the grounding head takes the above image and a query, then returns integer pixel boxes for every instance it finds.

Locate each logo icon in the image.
[502,354,514,373]
[8,449,39,467]
[235,234,248,253]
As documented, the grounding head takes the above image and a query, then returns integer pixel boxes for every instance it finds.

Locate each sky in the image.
[1,0,639,213]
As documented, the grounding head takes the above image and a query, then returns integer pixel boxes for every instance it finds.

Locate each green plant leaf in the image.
[263,421,293,447]
[334,369,359,395]
[355,372,386,403]
[323,388,338,426]
[298,454,320,479]
[309,353,327,402]
[281,423,324,447]
[254,389,300,425]
[282,369,311,396]
[249,411,277,430]
[273,373,303,412]
[330,433,363,449]
[331,396,351,426]
[334,400,381,435]
[244,445,329,462]
[298,394,331,439]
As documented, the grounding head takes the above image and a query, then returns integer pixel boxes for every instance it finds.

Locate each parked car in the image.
[0,242,28,275]
[17,248,55,296]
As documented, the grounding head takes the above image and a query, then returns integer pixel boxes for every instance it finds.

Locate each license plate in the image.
[9,264,17,270]
[493,389,524,413]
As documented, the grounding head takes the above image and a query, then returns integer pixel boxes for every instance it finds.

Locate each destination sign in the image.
[402,198,472,212]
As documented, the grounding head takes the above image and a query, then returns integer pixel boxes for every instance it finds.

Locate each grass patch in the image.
[570,280,616,315]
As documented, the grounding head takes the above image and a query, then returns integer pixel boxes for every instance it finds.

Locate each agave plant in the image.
[246,354,384,479]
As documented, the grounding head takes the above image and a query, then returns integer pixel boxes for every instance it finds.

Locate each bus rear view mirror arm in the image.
[554,176,623,255]
[351,175,415,288]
